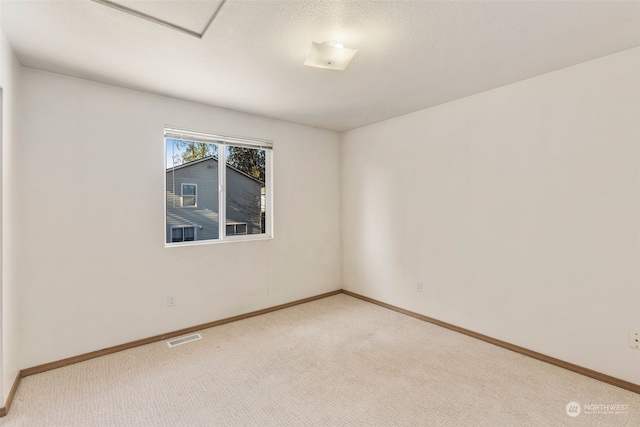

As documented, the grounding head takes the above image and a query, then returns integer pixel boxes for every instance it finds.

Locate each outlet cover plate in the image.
[167,294,176,307]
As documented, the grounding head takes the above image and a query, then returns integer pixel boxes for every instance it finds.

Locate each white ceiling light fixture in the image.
[304,41,358,71]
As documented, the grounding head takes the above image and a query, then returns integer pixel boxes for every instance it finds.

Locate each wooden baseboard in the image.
[22,290,342,378]
[341,289,640,395]
[0,371,22,417]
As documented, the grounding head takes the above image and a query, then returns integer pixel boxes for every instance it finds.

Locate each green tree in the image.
[173,141,217,165]
[226,147,265,182]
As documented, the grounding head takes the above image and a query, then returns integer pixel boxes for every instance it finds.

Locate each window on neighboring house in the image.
[181,183,197,207]
[165,127,273,246]
[171,226,196,242]
[226,223,248,235]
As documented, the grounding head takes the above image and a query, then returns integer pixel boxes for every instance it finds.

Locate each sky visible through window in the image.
[166,139,218,169]
[166,139,184,168]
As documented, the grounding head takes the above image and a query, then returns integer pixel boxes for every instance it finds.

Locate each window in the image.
[226,223,248,235]
[171,226,196,242]
[181,183,197,207]
[165,127,272,245]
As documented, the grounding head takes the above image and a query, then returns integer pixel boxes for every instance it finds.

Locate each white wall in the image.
[13,40,640,387]
[341,47,640,384]
[18,69,341,368]
[0,2,21,403]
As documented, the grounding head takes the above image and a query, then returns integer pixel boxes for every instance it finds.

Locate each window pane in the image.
[182,195,196,207]
[171,228,183,242]
[166,138,219,243]
[183,227,195,241]
[225,224,235,235]
[182,184,196,196]
[225,146,266,235]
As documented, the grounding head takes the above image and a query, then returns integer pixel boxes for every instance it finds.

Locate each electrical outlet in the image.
[416,282,423,293]
[629,331,639,349]
[167,294,176,307]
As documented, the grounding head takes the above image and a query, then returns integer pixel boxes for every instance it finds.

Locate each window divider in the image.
[218,144,227,242]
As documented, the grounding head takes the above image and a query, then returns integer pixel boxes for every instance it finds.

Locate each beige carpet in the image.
[1,294,638,426]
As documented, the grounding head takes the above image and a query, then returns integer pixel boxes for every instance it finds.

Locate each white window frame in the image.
[170,225,197,243]
[181,183,197,207]
[165,127,273,247]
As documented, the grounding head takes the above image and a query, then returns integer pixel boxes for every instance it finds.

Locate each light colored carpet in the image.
[1,294,638,426]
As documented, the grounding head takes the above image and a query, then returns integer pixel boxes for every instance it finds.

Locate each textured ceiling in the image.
[2,0,639,132]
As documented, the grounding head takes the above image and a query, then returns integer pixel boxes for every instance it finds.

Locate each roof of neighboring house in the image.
[166,156,264,185]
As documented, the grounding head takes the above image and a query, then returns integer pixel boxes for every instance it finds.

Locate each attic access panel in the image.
[92,0,226,38]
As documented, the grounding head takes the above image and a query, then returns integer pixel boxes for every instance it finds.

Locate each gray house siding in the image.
[226,167,263,235]
[166,157,263,243]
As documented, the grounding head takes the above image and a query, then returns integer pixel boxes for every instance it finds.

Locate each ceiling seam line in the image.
[199,0,227,39]
[90,0,203,39]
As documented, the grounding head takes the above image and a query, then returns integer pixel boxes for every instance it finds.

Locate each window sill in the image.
[165,234,273,248]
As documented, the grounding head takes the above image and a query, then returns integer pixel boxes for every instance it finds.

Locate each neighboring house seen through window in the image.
[165,127,273,245]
